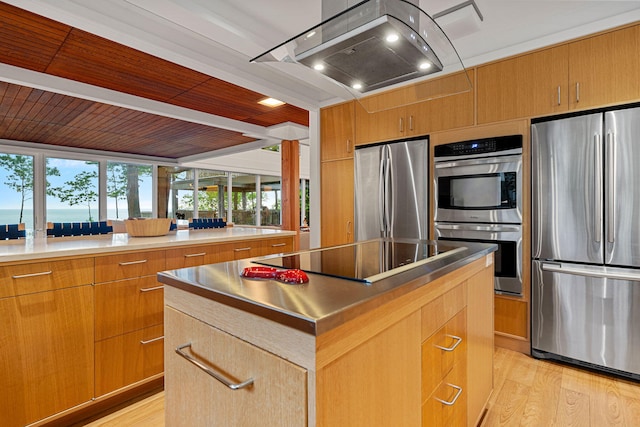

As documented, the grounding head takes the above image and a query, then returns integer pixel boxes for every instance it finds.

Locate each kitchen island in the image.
[158,239,496,427]
[0,227,295,427]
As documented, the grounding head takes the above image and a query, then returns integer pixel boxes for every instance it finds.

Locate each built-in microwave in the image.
[434,135,523,224]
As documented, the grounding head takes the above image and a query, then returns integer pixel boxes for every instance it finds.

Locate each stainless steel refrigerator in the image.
[531,106,640,380]
[354,138,428,241]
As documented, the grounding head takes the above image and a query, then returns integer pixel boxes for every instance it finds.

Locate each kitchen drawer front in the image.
[95,276,164,341]
[165,244,220,270]
[422,309,467,401]
[231,241,262,260]
[165,306,307,426]
[95,324,164,397]
[0,258,94,298]
[95,250,166,283]
[422,360,467,427]
[421,282,466,341]
[260,236,293,256]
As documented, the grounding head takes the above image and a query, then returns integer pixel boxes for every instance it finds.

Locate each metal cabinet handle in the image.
[399,117,404,133]
[346,139,352,153]
[576,82,580,103]
[234,247,251,252]
[140,336,164,345]
[557,86,561,105]
[435,383,463,406]
[12,270,52,279]
[409,115,414,131]
[184,252,206,258]
[175,343,254,390]
[140,285,164,292]
[434,334,462,352]
[119,259,148,266]
[271,243,286,247]
[346,221,352,237]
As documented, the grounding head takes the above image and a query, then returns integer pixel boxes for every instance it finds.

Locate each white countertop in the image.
[0,227,296,263]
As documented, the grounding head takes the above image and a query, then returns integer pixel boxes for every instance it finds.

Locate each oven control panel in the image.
[434,134,522,158]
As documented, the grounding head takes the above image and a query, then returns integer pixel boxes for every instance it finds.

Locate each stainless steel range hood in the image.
[251,0,471,109]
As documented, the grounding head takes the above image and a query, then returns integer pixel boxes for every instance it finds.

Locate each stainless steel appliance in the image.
[531,106,640,380]
[434,135,524,296]
[354,138,428,241]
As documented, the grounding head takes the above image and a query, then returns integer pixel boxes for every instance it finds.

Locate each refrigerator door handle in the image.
[595,133,602,243]
[607,131,616,243]
[378,154,386,235]
[387,148,395,237]
[542,262,640,282]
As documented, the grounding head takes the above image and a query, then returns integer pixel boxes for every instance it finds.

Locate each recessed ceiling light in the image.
[386,33,399,43]
[419,62,432,70]
[352,83,363,90]
[313,63,325,71]
[258,97,285,107]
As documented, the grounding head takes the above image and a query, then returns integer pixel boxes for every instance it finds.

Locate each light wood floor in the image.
[83,347,640,426]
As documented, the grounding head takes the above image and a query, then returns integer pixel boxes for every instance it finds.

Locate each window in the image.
[158,166,194,220]
[0,153,34,229]
[46,158,99,222]
[260,175,281,226]
[231,173,257,225]
[106,161,152,219]
[197,170,228,219]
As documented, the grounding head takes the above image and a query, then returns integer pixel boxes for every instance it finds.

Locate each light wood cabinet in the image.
[95,324,164,396]
[568,24,640,110]
[320,100,355,161]
[477,24,640,123]
[0,285,94,427]
[164,306,307,427]
[355,71,475,145]
[477,45,569,123]
[165,244,226,269]
[259,236,294,255]
[95,250,166,283]
[320,158,354,246]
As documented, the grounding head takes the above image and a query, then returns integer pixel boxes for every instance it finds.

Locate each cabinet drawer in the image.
[0,258,94,298]
[421,282,466,341]
[165,244,220,270]
[422,360,467,427]
[95,276,164,340]
[95,324,164,397]
[165,307,307,426]
[260,237,293,256]
[422,309,467,401]
[231,241,262,260]
[95,250,166,283]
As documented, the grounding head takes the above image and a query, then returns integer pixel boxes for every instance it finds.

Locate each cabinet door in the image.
[355,104,406,145]
[95,250,166,283]
[321,159,354,247]
[95,324,164,396]
[321,101,355,160]
[408,70,475,135]
[477,45,568,123]
[0,286,94,427]
[95,276,164,340]
[568,24,640,109]
[165,307,307,427]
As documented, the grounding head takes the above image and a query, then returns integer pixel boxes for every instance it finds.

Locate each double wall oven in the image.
[434,135,523,296]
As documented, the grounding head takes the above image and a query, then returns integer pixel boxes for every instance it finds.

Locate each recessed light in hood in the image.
[251,0,472,112]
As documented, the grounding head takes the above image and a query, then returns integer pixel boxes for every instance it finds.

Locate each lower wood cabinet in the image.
[0,286,94,427]
[95,324,164,396]
[164,306,307,427]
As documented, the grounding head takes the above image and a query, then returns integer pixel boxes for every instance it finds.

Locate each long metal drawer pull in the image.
[234,247,251,252]
[184,252,206,258]
[557,85,561,105]
[434,335,462,352]
[140,285,164,292]
[271,243,286,247]
[119,259,148,266]
[542,263,640,282]
[11,270,52,279]
[435,384,463,406]
[140,336,164,345]
[576,82,580,102]
[175,343,254,390]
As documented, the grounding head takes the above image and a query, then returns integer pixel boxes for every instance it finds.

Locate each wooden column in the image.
[281,140,300,250]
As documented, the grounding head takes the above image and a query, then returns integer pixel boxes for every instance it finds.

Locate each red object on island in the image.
[241,266,309,284]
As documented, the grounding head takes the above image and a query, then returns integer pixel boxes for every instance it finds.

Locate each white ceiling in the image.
[5,0,640,113]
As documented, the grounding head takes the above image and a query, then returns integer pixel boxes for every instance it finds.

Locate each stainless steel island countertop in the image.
[158,239,496,335]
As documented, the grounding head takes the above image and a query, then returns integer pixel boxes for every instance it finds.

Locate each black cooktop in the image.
[254,239,447,283]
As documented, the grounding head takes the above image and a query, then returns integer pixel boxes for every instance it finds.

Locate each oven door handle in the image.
[435,223,521,232]
[435,154,522,169]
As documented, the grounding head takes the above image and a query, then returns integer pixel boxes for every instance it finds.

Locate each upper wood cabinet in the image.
[355,70,475,145]
[477,45,569,124]
[321,100,355,161]
[477,23,640,123]
[568,24,640,110]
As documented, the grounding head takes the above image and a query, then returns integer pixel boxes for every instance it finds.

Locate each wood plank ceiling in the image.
[0,2,309,159]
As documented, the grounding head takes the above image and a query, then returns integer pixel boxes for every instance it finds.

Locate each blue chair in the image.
[0,223,26,240]
[47,221,113,237]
